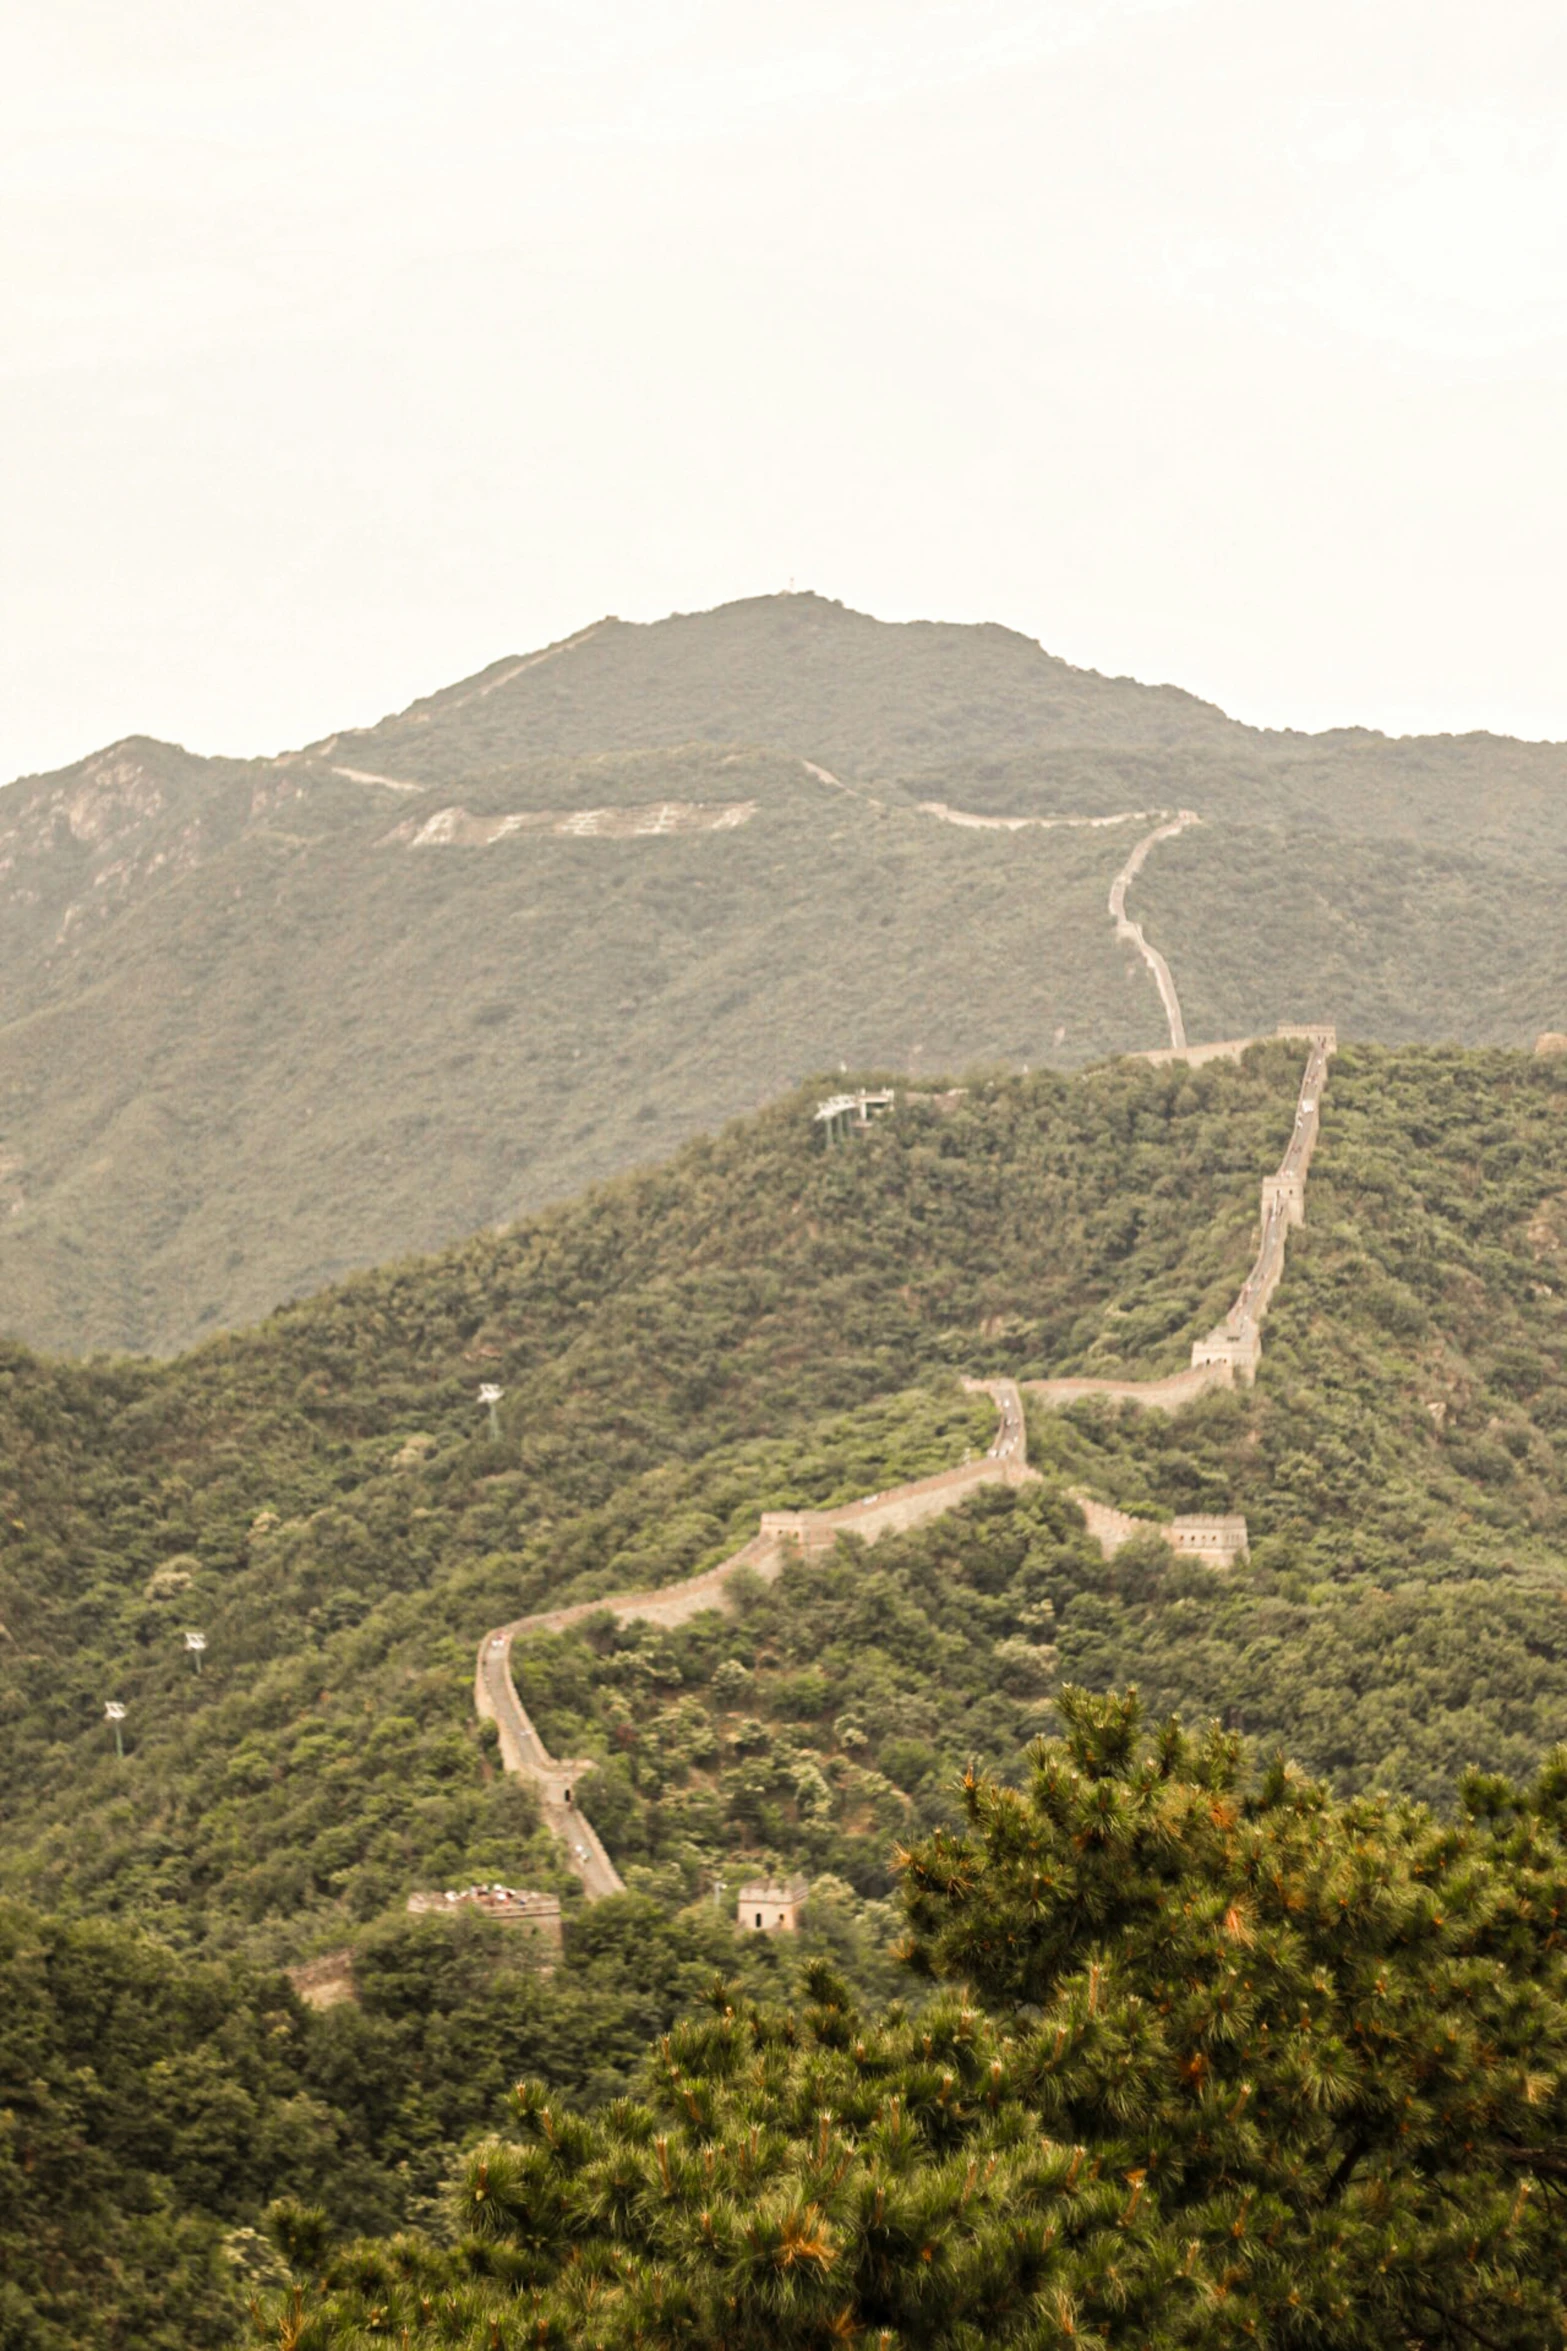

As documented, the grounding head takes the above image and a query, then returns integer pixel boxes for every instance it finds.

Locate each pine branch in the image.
[1319,2130,1370,2205]
[1413,2292,1521,2351]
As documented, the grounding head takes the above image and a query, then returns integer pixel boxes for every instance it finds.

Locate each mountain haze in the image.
[2,592,1564,1356]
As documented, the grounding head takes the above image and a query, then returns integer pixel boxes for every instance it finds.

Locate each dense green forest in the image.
[0,1042,1312,1953]
[3,1038,1567,2342]
[0,1889,878,2351]
[247,1694,1567,2350]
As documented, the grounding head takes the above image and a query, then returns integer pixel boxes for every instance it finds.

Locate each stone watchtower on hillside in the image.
[738,1877,808,1931]
[1260,1172,1305,1227]
[1190,1320,1261,1384]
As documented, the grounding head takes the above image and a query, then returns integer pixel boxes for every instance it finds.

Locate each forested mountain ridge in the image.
[2,593,1565,1356]
[2,1040,1567,2343]
[3,1039,1567,1954]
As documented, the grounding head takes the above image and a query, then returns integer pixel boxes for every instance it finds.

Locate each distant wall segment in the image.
[1028,1025,1334,1414]
[1108,810,1201,1051]
[1024,1364,1232,1410]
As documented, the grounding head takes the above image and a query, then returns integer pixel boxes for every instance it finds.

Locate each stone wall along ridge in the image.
[474,1381,1036,1901]
[476,1030,1334,1899]
[1108,810,1201,1051]
[1069,1491,1249,1565]
[1027,1026,1335,1415]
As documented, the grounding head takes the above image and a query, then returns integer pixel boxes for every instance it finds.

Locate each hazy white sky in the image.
[3,0,1565,778]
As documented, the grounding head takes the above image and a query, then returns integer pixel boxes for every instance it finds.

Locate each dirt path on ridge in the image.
[1108,810,1200,1051]
[915,795,1199,1053]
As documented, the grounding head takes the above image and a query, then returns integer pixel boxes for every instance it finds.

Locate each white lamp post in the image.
[184,1630,207,1674]
[478,1383,504,1441]
[105,1700,126,1759]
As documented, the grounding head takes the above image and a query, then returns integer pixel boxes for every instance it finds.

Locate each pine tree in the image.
[899,1686,1567,2346]
[249,1693,1567,2348]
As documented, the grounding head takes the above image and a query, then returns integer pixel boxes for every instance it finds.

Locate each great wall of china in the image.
[1107,810,1201,1051]
[475,1380,1035,1900]
[476,1023,1336,1902]
[1027,1024,1335,1408]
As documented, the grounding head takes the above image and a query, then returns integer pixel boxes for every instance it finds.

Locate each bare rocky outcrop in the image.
[285,1949,357,2010]
[385,800,756,847]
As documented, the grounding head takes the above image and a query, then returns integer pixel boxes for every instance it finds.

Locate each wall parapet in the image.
[407,1886,563,1944]
[1069,1490,1248,1566]
[480,1382,1034,1902]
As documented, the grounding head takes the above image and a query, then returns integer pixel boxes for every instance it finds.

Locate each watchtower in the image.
[1190,1320,1261,1384]
[737,1876,808,1932]
[1261,1172,1305,1227]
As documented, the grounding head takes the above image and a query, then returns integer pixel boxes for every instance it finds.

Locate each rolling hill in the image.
[1,1037,1566,2344]
[2,593,1565,1356]
[4,1037,1567,1967]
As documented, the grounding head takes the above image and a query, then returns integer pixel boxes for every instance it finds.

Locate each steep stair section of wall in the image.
[1027,1026,1335,1413]
[476,1380,1035,1900]
[1186,1026,1334,1383]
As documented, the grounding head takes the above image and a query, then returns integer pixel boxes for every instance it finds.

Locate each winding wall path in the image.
[1026,1026,1335,1412]
[478,1030,1334,1898]
[1108,810,1200,1051]
[475,1381,1034,1899]
[914,795,1198,1059]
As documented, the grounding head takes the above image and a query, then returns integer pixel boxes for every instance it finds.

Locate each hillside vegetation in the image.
[5,1042,1567,1943]
[2,594,1565,1353]
[248,1694,1567,2351]
[1,1042,1566,2340]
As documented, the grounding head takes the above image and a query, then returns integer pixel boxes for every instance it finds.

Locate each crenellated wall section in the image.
[476,1026,1336,1902]
[475,1381,1035,1900]
[1070,1491,1250,1565]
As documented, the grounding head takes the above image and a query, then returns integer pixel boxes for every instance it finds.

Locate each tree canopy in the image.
[249,1691,1567,2350]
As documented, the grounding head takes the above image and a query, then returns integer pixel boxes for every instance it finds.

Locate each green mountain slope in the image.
[1,1042,1565,2343]
[3,1039,1565,1962]
[0,748,1151,1355]
[244,1708,1567,2351]
[1,596,1565,1356]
